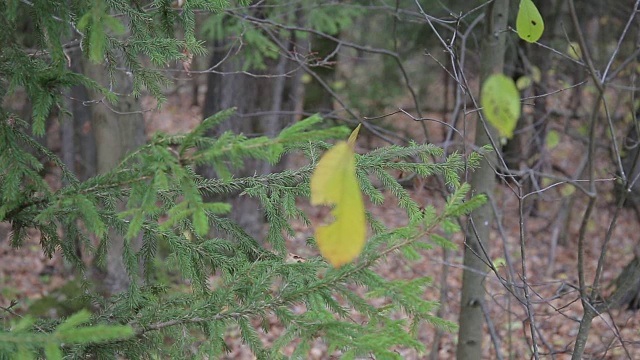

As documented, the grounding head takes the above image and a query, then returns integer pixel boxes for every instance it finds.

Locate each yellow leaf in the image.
[481,74,521,139]
[567,41,582,60]
[347,123,362,146]
[516,0,544,43]
[516,75,532,90]
[310,125,366,267]
[531,65,542,83]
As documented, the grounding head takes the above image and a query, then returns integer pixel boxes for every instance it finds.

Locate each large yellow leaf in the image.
[481,74,521,139]
[310,125,366,268]
[516,0,544,43]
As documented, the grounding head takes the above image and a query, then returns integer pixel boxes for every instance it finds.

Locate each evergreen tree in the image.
[0,1,486,358]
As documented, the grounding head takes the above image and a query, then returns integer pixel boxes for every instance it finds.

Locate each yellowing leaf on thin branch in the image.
[481,74,521,139]
[567,41,582,60]
[516,0,544,43]
[310,124,366,268]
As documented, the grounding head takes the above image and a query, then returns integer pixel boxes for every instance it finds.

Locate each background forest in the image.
[2,0,640,359]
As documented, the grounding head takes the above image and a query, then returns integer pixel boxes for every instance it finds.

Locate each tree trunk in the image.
[612,122,640,310]
[617,121,640,214]
[60,43,98,270]
[62,45,97,181]
[610,254,640,310]
[303,34,336,115]
[456,1,509,359]
[201,32,299,240]
[85,61,145,295]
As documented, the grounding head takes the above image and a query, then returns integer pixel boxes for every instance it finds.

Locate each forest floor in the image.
[1,87,640,359]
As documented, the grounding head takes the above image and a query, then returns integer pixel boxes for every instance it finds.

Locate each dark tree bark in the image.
[62,45,97,182]
[59,43,98,269]
[85,60,145,295]
[303,34,336,115]
[201,33,300,240]
[611,121,640,310]
[618,121,640,213]
[610,255,640,310]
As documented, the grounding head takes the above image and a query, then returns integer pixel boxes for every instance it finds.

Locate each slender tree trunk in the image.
[62,44,97,181]
[611,121,640,309]
[61,43,98,270]
[85,61,145,295]
[201,42,270,239]
[60,108,75,180]
[456,1,510,359]
[304,34,336,115]
[201,35,298,239]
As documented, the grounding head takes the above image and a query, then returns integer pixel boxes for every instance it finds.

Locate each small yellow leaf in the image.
[567,41,582,60]
[546,129,560,149]
[348,124,362,146]
[310,125,366,267]
[516,75,532,90]
[531,66,542,83]
[560,184,575,197]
